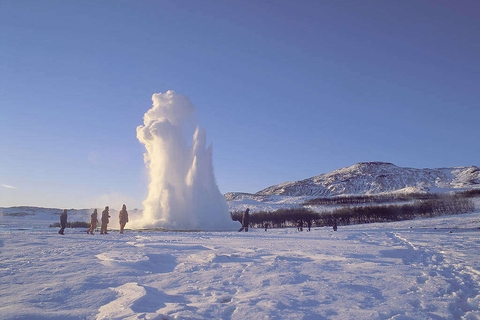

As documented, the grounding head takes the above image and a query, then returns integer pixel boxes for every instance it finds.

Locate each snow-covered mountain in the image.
[225,162,480,203]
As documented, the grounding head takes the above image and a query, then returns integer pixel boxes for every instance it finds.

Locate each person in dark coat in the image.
[333,222,338,231]
[307,219,312,232]
[87,209,99,234]
[118,204,129,234]
[297,220,303,232]
[238,208,250,232]
[100,206,110,235]
[58,209,67,235]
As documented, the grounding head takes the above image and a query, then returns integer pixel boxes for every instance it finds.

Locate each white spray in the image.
[131,90,239,230]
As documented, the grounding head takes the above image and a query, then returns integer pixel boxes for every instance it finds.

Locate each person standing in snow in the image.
[87,209,99,234]
[100,206,110,235]
[297,220,303,232]
[333,222,338,231]
[58,209,67,235]
[118,204,129,234]
[307,219,312,232]
[238,208,250,232]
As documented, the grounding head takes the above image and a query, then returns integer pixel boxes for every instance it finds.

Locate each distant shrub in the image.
[458,189,480,198]
[230,211,242,223]
[49,221,90,228]
[302,193,438,206]
[317,194,474,227]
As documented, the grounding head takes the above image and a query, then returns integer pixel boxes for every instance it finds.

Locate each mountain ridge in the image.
[225,162,480,201]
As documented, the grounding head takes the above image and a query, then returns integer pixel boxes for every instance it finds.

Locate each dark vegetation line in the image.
[50,221,90,228]
[231,192,478,229]
[303,189,480,206]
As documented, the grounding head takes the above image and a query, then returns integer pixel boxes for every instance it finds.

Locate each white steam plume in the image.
[131,90,239,231]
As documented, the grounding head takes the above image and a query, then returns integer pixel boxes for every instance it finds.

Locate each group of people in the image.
[58,204,129,235]
[296,220,313,232]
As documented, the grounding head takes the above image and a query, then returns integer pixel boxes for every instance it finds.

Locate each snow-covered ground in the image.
[1,205,480,319]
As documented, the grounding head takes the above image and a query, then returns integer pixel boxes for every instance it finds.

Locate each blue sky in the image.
[1,0,479,209]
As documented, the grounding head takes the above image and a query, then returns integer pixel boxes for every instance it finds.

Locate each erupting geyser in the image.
[131,90,239,230]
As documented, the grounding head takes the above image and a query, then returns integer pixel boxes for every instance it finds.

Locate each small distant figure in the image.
[297,220,303,232]
[238,208,250,232]
[333,222,338,232]
[100,206,110,235]
[264,222,269,231]
[118,204,129,234]
[58,209,67,235]
[87,209,99,235]
[307,220,312,232]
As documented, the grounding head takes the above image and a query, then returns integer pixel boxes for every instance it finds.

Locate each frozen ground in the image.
[1,207,479,319]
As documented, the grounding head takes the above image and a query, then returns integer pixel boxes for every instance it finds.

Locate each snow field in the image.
[0,212,479,319]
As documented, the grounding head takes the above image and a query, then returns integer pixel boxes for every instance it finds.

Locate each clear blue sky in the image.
[1,0,479,209]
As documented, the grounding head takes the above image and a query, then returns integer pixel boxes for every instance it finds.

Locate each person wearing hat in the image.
[58,209,67,235]
[100,206,110,235]
[238,208,250,232]
[118,204,129,234]
[87,209,99,234]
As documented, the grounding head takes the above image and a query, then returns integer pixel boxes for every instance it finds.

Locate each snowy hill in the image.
[225,162,480,212]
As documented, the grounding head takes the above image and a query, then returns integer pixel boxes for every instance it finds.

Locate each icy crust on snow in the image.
[0,206,480,319]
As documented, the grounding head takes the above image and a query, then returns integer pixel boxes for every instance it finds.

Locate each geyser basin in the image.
[131,90,239,231]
